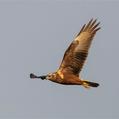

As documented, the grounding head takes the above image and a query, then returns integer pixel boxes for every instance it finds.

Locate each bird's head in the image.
[30,72,57,81]
[45,72,57,80]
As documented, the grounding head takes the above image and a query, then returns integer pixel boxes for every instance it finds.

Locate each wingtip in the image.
[76,18,101,37]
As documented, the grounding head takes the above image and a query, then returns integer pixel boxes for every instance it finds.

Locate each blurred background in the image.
[0,0,119,119]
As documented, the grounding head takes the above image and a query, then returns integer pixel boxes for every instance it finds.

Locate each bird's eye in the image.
[48,75,51,78]
[47,74,52,78]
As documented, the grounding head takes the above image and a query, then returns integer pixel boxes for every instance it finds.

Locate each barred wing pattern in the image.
[59,19,100,75]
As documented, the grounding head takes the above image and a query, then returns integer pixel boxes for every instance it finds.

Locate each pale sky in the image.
[0,0,119,119]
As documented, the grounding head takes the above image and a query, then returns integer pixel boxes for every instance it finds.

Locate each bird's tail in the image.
[82,80,99,88]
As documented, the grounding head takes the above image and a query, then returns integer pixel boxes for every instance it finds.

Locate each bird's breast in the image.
[56,70,64,79]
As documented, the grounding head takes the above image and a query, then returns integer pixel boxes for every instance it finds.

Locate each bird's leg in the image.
[82,82,90,89]
[30,73,46,80]
[81,79,90,89]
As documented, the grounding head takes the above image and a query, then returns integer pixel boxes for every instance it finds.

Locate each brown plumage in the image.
[30,19,100,88]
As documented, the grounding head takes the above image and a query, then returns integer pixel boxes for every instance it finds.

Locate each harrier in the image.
[30,19,100,88]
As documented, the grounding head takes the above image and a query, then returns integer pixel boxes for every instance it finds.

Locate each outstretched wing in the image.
[58,19,100,76]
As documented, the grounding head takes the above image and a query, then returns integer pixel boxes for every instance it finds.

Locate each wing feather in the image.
[59,19,100,75]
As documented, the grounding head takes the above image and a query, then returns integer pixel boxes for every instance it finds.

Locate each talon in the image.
[82,82,90,89]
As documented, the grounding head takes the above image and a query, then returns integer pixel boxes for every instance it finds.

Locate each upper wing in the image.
[58,19,100,76]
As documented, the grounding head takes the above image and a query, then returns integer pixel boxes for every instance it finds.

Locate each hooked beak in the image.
[30,73,46,80]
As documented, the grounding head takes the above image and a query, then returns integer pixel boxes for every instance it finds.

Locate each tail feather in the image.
[83,80,99,88]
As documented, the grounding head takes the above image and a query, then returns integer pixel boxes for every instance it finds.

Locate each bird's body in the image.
[30,19,100,88]
[47,70,82,85]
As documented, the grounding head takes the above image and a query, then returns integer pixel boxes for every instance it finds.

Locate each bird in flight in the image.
[30,19,100,88]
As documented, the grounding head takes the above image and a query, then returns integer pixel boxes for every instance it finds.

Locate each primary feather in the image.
[59,19,100,75]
